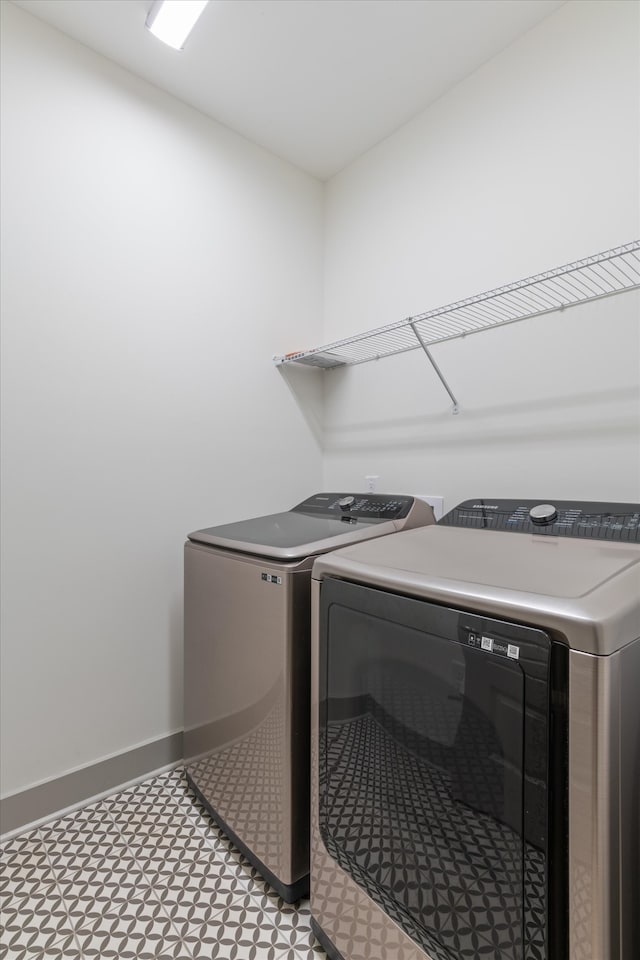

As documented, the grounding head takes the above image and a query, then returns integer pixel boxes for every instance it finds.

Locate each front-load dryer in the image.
[183,492,434,901]
[310,498,640,960]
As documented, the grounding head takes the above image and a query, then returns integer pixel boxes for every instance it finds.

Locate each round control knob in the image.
[338,496,355,511]
[529,503,558,525]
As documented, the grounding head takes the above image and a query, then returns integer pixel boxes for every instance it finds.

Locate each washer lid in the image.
[187,511,400,560]
[187,492,425,560]
[313,525,640,655]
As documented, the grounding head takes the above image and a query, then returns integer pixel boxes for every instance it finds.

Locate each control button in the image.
[338,495,355,511]
[529,503,558,525]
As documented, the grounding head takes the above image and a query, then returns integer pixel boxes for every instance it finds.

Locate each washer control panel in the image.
[440,498,640,542]
[293,492,415,521]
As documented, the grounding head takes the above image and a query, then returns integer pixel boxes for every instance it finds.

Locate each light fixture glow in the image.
[145,0,209,51]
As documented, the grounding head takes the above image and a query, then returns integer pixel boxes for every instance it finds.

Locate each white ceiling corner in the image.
[9,0,567,180]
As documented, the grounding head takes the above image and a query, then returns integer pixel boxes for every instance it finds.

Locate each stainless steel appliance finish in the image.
[184,492,434,902]
[310,499,640,960]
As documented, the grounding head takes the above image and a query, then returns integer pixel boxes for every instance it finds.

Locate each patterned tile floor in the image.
[0,768,328,960]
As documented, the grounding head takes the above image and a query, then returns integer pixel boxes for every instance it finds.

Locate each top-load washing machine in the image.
[183,491,434,901]
[310,498,640,960]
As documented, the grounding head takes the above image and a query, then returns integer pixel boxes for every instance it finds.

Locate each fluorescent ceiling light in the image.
[146,1,209,51]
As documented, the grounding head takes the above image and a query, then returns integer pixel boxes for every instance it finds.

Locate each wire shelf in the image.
[273,241,640,370]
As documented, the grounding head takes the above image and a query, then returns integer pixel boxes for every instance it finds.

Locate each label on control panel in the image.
[261,573,282,584]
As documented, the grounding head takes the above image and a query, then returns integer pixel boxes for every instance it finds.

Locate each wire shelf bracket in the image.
[273,241,640,413]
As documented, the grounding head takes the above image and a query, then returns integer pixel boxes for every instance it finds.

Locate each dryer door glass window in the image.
[318,579,555,960]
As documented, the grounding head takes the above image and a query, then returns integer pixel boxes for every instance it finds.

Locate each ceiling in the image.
[10,0,567,180]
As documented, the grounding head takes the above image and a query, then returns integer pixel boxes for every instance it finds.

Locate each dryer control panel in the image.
[440,498,640,542]
[293,492,415,521]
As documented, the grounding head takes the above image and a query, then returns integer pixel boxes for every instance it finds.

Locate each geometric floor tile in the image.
[0,769,326,960]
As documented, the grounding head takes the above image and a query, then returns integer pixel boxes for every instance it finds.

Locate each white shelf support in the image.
[409,321,459,414]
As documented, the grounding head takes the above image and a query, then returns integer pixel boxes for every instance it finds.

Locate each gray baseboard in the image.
[0,732,184,837]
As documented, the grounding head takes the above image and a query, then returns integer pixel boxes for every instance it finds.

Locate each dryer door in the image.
[318,578,568,960]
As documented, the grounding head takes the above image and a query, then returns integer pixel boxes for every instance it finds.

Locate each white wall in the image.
[0,3,323,797]
[322,0,640,507]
